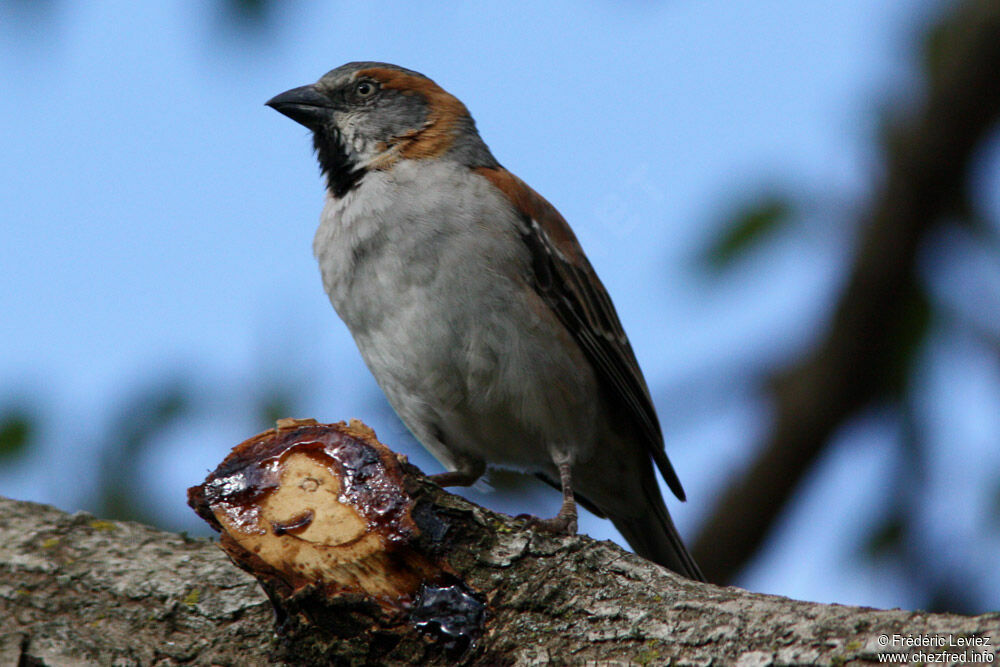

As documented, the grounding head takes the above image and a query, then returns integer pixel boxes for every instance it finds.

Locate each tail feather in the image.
[537,460,705,581]
[610,493,705,582]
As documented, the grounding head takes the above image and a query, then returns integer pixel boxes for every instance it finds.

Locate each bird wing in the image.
[474,166,685,501]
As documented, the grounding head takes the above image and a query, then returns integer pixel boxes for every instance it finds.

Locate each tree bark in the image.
[3,484,998,665]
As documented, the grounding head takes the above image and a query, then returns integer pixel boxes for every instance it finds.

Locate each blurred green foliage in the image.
[0,409,33,461]
[864,513,905,559]
[702,195,794,270]
[254,386,302,432]
[97,380,192,524]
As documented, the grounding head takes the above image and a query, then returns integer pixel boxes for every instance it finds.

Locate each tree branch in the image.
[3,454,998,665]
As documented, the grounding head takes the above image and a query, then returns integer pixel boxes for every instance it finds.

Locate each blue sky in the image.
[5,0,999,610]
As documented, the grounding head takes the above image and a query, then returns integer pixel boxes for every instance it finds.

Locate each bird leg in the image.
[428,456,485,487]
[519,461,578,535]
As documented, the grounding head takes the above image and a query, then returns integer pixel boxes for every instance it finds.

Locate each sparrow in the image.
[267,62,704,581]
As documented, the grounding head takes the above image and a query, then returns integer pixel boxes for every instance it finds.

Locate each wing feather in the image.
[475,167,685,500]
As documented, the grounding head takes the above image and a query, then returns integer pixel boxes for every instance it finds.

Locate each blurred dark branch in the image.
[863,401,981,614]
[692,0,1000,584]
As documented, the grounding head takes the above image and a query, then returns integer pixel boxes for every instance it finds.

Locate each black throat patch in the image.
[314,127,366,198]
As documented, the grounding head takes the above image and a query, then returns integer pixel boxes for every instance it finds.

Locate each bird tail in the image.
[610,489,706,582]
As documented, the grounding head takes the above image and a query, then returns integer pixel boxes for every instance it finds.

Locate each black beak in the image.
[266,84,335,130]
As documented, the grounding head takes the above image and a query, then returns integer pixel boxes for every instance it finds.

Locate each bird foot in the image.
[428,458,486,488]
[428,467,484,488]
[516,510,578,536]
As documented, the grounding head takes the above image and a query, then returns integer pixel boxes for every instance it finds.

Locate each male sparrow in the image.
[267,62,704,580]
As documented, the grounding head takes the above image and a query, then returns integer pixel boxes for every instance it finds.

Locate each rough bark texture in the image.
[691,0,1000,584]
[0,496,274,665]
[3,484,998,666]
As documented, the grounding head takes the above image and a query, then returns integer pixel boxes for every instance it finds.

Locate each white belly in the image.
[312,161,598,470]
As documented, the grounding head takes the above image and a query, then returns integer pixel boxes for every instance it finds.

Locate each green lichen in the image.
[182,588,201,607]
[635,641,661,665]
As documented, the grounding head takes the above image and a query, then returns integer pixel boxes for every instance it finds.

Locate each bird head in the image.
[267,62,492,197]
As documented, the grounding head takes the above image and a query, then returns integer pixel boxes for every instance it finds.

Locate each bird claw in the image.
[516,512,578,536]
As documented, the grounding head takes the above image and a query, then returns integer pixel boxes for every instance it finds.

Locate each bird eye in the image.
[355,80,378,98]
